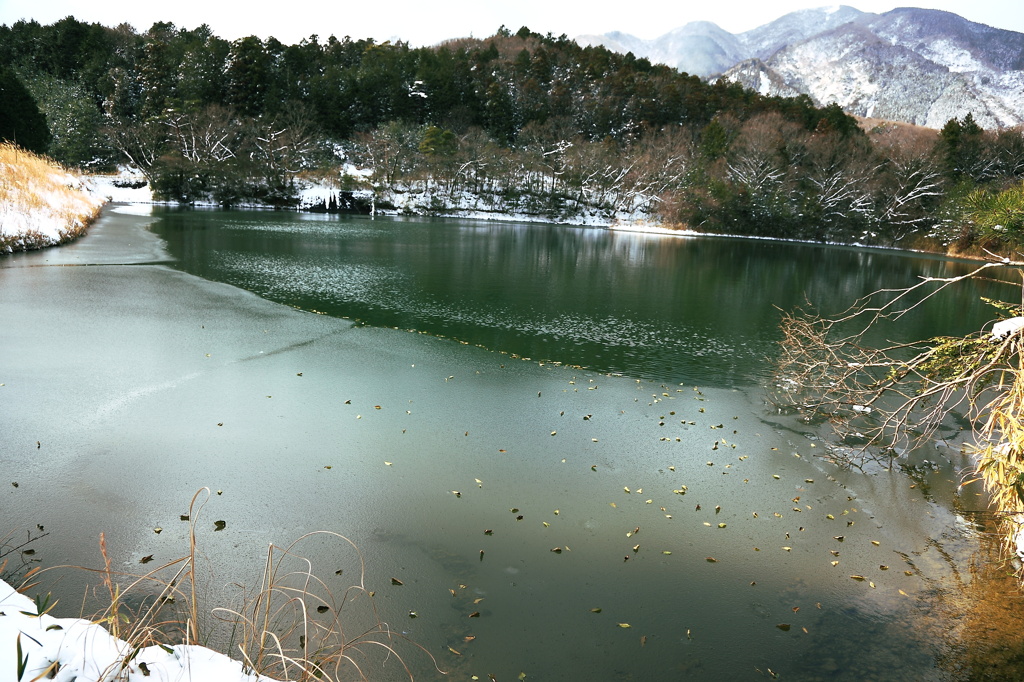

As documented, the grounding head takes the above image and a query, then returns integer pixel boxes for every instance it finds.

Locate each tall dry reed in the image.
[0,142,104,254]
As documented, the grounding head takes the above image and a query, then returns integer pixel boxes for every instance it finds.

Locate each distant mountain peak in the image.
[575,4,1024,128]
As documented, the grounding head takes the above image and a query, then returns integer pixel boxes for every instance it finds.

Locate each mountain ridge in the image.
[576,5,1024,128]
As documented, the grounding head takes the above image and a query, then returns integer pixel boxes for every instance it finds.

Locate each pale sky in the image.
[0,0,1021,46]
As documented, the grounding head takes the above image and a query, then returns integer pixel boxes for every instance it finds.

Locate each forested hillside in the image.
[1,17,1023,251]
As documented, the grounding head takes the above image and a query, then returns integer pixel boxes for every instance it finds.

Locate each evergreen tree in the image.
[0,66,51,153]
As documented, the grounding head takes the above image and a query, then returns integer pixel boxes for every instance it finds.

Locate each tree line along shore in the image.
[1,18,1023,255]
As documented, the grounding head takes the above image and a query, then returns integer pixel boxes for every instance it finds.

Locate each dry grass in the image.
[12,489,439,681]
[0,142,104,254]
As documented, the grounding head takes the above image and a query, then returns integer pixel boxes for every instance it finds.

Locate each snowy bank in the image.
[0,578,276,682]
[0,143,106,254]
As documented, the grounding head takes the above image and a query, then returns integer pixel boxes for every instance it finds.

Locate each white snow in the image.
[86,174,154,204]
[0,578,278,682]
[0,169,105,250]
[990,317,1024,341]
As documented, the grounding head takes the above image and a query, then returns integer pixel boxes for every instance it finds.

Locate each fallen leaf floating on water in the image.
[551,547,563,553]
[180,515,189,521]
[317,605,329,614]
[464,635,476,642]
[871,540,880,546]
[214,520,226,531]
[776,624,791,631]
[140,555,154,564]
[391,578,404,585]
[153,527,162,534]
[469,612,480,618]
[452,491,461,498]
[850,575,866,581]
[706,557,718,563]
[448,646,461,656]
[618,623,631,628]
[484,529,493,535]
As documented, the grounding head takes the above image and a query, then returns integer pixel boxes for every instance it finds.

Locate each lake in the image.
[1,206,1020,680]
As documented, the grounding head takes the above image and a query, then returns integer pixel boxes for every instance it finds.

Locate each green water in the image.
[150,210,1000,387]
[3,207,1017,681]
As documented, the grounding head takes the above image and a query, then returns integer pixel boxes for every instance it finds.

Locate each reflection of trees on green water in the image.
[150,211,1001,388]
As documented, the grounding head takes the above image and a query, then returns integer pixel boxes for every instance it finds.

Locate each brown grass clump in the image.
[0,142,105,254]
[11,489,440,681]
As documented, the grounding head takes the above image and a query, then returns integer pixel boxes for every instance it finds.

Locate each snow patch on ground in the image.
[86,174,154,204]
[0,578,277,682]
[0,168,105,252]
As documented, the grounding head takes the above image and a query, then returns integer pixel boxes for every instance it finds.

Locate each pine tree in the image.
[0,66,51,153]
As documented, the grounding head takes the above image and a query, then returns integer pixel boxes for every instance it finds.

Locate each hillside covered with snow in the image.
[578,5,1024,129]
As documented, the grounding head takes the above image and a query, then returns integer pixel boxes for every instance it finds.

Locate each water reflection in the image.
[151,211,1006,388]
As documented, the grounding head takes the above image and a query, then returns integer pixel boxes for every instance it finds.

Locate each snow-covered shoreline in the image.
[0,144,106,254]
[0,577,276,682]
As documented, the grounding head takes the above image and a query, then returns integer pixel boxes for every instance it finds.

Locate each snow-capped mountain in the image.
[577,6,1024,129]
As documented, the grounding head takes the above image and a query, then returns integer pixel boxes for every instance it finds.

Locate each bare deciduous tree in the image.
[772,258,1024,563]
